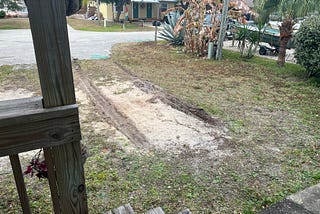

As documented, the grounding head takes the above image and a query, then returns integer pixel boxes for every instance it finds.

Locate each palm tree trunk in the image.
[277,36,289,67]
[277,19,294,67]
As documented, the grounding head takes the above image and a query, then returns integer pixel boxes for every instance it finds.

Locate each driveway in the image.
[0,26,155,65]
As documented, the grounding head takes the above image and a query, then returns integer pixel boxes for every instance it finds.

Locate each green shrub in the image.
[158,12,184,46]
[295,16,320,77]
[236,24,260,59]
[0,10,5,19]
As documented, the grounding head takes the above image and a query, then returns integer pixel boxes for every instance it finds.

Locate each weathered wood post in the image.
[24,0,88,213]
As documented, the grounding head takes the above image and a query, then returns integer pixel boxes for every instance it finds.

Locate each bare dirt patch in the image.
[1,42,319,213]
[74,61,231,159]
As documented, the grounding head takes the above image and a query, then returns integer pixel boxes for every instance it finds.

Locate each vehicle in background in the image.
[88,15,98,20]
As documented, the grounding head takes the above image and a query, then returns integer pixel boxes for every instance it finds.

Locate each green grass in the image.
[111,42,320,212]
[0,18,30,29]
[67,18,154,32]
[0,65,40,93]
[0,18,153,32]
[0,44,319,213]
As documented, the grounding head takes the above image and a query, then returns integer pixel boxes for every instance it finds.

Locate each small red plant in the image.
[24,149,48,179]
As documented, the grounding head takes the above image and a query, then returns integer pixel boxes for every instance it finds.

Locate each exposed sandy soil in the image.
[0,61,231,174]
[96,78,230,157]
[74,62,232,158]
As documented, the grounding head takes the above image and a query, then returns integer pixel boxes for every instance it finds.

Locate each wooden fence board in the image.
[25,0,88,212]
[43,149,62,214]
[0,98,80,157]
[9,154,32,214]
[48,142,87,213]
[145,207,165,214]
[25,0,75,108]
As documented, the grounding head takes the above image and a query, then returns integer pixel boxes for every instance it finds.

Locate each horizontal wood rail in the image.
[0,97,81,157]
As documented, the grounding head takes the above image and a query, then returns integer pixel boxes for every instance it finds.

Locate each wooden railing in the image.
[0,0,88,213]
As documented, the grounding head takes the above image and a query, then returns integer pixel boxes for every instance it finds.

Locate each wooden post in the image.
[25,0,88,213]
[9,154,32,214]
[155,26,158,44]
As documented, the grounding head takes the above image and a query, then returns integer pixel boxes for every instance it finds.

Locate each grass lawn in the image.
[67,18,154,32]
[0,18,30,29]
[0,42,319,213]
[0,18,154,32]
[111,42,320,212]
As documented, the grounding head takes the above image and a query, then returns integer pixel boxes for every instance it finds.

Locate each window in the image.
[160,3,167,12]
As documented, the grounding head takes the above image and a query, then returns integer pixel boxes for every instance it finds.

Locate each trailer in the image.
[258,26,295,56]
[234,22,295,56]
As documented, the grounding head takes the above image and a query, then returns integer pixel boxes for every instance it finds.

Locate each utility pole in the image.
[216,0,230,60]
[96,0,100,20]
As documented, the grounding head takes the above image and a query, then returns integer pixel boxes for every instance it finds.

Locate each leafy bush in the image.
[158,12,184,46]
[295,16,320,77]
[0,10,5,19]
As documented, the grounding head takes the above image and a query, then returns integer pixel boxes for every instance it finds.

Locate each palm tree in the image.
[258,0,319,67]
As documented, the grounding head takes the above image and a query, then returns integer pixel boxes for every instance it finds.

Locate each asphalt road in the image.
[0,26,155,65]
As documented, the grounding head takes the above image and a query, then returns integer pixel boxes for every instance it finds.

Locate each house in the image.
[99,0,178,22]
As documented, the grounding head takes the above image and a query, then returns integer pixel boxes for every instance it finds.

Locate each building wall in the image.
[100,1,177,21]
[159,2,177,19]
[100,3,126,21]
[100,3,112,20]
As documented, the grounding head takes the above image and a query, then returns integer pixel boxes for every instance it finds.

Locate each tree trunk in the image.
[277,19,294,67]
[277,36,289,67]
[116,10,121,22]
[115,0,124,22]
[96,0,100,21]
[112,2,115,22]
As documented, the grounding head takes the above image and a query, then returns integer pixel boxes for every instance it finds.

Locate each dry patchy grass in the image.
[0,43,319,213]
[67,18,154,32]
[111,42,320,212]
[0,18,30,29]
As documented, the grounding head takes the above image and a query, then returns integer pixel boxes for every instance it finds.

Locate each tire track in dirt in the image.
[73,61,231,158]
[114,62,225,128]
[73,67,149,148]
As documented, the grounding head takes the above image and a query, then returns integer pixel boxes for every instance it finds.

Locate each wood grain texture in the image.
[25,0,88,212]
[9,154,32,214]
[0,98,81,157]
[43,149,61,214]
[145,207,165,214]
[25,0,75,108]
[108,204,135,214]
[47,141,87,213]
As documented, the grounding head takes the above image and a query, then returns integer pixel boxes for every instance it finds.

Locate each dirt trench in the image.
[74,61,232,158]
[0,61,231,175]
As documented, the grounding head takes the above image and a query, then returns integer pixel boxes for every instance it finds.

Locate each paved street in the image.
[0,26,155,65]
